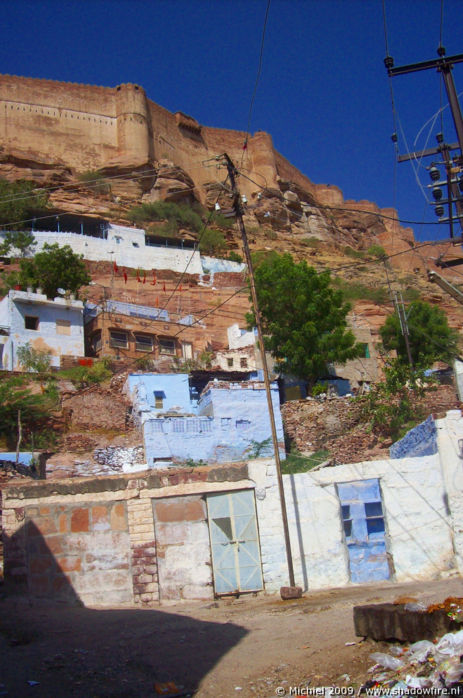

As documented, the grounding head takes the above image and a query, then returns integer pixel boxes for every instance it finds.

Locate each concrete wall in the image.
[248,448,457,592]
[23,227,204,275]
[227,323,256,349]
[0,290,84,370]
[435,410,463,574]
[2,463,251,605]
[153,496,212,600]
[200,257,245,274]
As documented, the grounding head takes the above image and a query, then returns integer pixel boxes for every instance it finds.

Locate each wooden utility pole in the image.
[222,153,297,591]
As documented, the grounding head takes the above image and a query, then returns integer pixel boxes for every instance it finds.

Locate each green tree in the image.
[0,178,49,231]
[18,243,91,299]
[17,342,51,373]
[380,300,459,367]
[0,230,36,257]
[246,253,363,387]
[0,374,56,448]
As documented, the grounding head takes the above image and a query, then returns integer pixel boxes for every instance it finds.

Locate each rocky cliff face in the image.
[0,73,420,257]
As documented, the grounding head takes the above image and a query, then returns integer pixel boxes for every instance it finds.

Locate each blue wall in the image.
[127,373,193,414]
[390,415,437,459]
[128,374,285,465]
[0,452,34,466]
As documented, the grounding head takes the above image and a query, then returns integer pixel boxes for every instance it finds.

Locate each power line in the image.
[240,0,271,166]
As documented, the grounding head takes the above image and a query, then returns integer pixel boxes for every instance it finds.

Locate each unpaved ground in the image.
[0,577,462,697]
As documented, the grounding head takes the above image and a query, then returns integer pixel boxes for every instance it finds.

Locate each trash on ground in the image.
[361,628,463,695]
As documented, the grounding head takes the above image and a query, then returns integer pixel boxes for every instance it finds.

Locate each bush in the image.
[264,228,278,240]
[17,343,52,373]
[198,228,227,256]
[58,359,112,388]
[367,244,387,259]
[77,171,111,196]
[300,237,322,248]
[332,277,388,304]
[343,246,365,259]
[227,251,243,263]
[311,381,328,397]
[208,210,235,229]
[282,448,330,475]
[127,201,203,233]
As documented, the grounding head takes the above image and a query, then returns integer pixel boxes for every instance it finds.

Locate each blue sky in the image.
[2,0,462,241]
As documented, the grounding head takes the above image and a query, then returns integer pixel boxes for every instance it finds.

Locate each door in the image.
[337,479,390,584]
[207,490,263,595]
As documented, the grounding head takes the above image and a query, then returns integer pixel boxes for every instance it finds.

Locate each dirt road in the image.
[0,576,461,697]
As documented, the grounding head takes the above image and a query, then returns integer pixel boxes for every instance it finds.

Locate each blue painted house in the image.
[126,373,285,466]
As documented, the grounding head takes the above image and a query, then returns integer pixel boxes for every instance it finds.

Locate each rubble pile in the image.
[93,446,145,469]
[281,384,460,464]
[363,628,463,694]
[46,446,145,479]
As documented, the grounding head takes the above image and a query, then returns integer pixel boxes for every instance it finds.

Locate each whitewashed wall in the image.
[436,410,463,573]
[249,446,457,592]
[0,290,84,369]
[18,228,204,274]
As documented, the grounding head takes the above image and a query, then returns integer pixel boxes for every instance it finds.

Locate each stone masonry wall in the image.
[2,463,251,606]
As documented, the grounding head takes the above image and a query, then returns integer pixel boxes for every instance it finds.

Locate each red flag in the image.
[136,269,141,283]
[163,282,166,292]
[113,261,119,274]
[123,270,128,284]
[242,138,248,150]
[152,271,157,285]
[143,271,146,284]
[155,296,159,307]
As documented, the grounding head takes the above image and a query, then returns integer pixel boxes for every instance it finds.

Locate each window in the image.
[172,419,185,433]
[221,417,232,429]
[240,357,248,368]
[365,501,385,535]
[135,334,153,352]
[236,419,251,431]
[109,330,128,349]
[159,338,176,355]
[25,315,39,330]
[154,391,164,409]
[200,419,212,433]
[341,504,352,538]
[56,319,71,335]
[361,343,370,358]
[227,358,234,368]
[182,342,193,360]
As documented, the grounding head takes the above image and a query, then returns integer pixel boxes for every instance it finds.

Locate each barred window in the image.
[135,334,153,352]
[109,330,128,349]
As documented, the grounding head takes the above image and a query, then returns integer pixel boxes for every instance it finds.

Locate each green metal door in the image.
[207,490,263,595]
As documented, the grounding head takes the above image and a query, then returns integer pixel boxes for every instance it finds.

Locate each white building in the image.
[0,289,85,370]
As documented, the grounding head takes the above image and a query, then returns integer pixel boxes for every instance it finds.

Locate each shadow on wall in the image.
[2,522,248,697]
